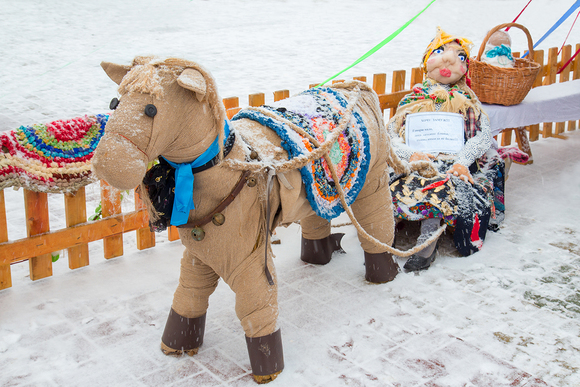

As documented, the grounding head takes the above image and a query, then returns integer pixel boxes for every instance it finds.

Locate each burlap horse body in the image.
[92,56,401,383]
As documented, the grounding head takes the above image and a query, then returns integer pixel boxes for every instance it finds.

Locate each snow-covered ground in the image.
[2,0,580,386]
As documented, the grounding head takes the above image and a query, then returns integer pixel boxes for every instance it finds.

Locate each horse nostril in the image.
[110,97,119,110]
[145,104,157,118]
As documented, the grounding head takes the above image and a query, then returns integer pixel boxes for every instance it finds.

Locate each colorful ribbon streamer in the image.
[317,0,438,86]
[506,0,533,31]
[522,0,580,58]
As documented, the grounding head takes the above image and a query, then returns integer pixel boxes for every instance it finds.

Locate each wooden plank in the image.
[378,90,411,112]
[541,47,559,138]
[573,44,580,130]
[390,70,406,118]
[574,44,580,80]
[64,187,89,269]
[501,129,513,146]
[273,90,289,102]
[557,45,571,134]
[353,76,367,82]
[0,190,11,290]
[410,67,423,87]
[0,190,6,242]
[249,93,265,107]
[532,50,545,88]
[24,190,52,281]
[100,180,123,259]
[222,96,239,111]
[226,107,241,120]
[332,79,344,84]
[528,50,544,141]
[167,226,180,241]
[0,265,10,290]
[0,210,149,265]
[372,73,386,95]
[135,190,155,250]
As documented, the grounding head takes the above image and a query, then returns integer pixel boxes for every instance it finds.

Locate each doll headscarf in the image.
[421,27,473,74]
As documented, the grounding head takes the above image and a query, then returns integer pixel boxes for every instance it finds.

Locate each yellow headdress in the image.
[421,27,473,73]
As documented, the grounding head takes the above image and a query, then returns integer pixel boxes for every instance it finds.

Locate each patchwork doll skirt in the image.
[389,158,505,256]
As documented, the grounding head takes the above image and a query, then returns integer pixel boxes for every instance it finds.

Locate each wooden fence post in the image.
[100,180,124,259]
[0,190,11,289]
[249,93,265,107]
[542,47,559,138]
[390,70,406,118]
[273,90,290,102]
[571,43,580,131]
[528,49,544,142]
[135,190,155,250]
[167,226,180,241]
[372,73,386,95]
[556,45,571,134]
[24,190,52,280]
[410,67,423,86]
[223,96,241,120]
[64,187,89,269]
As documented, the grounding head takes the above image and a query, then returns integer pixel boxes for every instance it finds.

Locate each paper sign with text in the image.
[405,112,464,154]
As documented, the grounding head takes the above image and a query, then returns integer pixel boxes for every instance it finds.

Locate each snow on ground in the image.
[1,0,580,386]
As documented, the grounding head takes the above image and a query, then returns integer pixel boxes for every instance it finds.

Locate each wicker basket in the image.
[469,23,541,106]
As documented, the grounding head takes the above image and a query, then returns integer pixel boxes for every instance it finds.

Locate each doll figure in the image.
[387,27,506,272]
[481,30,515,68]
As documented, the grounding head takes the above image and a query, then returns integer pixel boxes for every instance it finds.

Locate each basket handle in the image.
[476,23,535,62]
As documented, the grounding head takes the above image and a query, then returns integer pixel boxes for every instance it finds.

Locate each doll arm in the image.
[387,117,415,161]
[454,113,492,167]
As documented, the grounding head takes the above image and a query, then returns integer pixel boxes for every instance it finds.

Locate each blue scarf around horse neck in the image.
[162,120,231,227]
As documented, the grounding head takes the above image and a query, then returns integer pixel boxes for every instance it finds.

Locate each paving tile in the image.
[138,357,203,386]
[194,348,247,382]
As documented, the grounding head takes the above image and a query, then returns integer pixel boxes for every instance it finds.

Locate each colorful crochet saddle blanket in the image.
[0,114,108,193]
[232,87,371,220]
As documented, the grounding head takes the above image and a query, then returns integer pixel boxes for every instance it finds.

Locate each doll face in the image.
[425,42,468,84]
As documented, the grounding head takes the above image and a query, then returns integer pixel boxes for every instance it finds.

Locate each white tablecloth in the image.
[482,79,580,136]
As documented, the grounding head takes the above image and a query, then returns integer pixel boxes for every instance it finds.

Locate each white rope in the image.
[222,85,446,258]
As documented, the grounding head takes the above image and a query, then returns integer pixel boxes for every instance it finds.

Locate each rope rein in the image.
[222,85,446,258]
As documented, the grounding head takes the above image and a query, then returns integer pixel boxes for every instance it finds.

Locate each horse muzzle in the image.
[92,134,148,190]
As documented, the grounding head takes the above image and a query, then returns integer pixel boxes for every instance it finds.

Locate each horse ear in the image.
[177,68,207,102]
[101,61,131,85]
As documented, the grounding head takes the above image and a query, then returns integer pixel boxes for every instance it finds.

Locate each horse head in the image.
[92,56,227,190]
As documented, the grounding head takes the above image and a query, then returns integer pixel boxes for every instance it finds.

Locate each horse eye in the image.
[145,104,157,118]
[109,97,120,110]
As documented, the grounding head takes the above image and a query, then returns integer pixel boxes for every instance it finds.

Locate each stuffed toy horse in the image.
[92,56,407,383]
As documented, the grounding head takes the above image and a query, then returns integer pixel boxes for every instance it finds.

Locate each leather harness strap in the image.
[177,170,251,229]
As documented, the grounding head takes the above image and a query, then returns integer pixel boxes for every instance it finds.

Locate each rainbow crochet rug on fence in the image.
[0,114,108,193]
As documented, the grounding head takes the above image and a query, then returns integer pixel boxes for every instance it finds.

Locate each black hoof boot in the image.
[246,329,284,384]
[403,245,438,273]
[300,233,345,265]
[161,309,206,356]
[364,251,400,283]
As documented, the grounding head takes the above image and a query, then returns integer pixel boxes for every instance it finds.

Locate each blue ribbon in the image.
[486,44,514,60]
[163,120,231,226]
[522,0,580,58]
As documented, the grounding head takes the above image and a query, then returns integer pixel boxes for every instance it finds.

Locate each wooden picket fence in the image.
[1,43,579,290]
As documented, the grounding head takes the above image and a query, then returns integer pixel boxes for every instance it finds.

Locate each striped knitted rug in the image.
[0,114,108,193]
[233,87,370,220]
